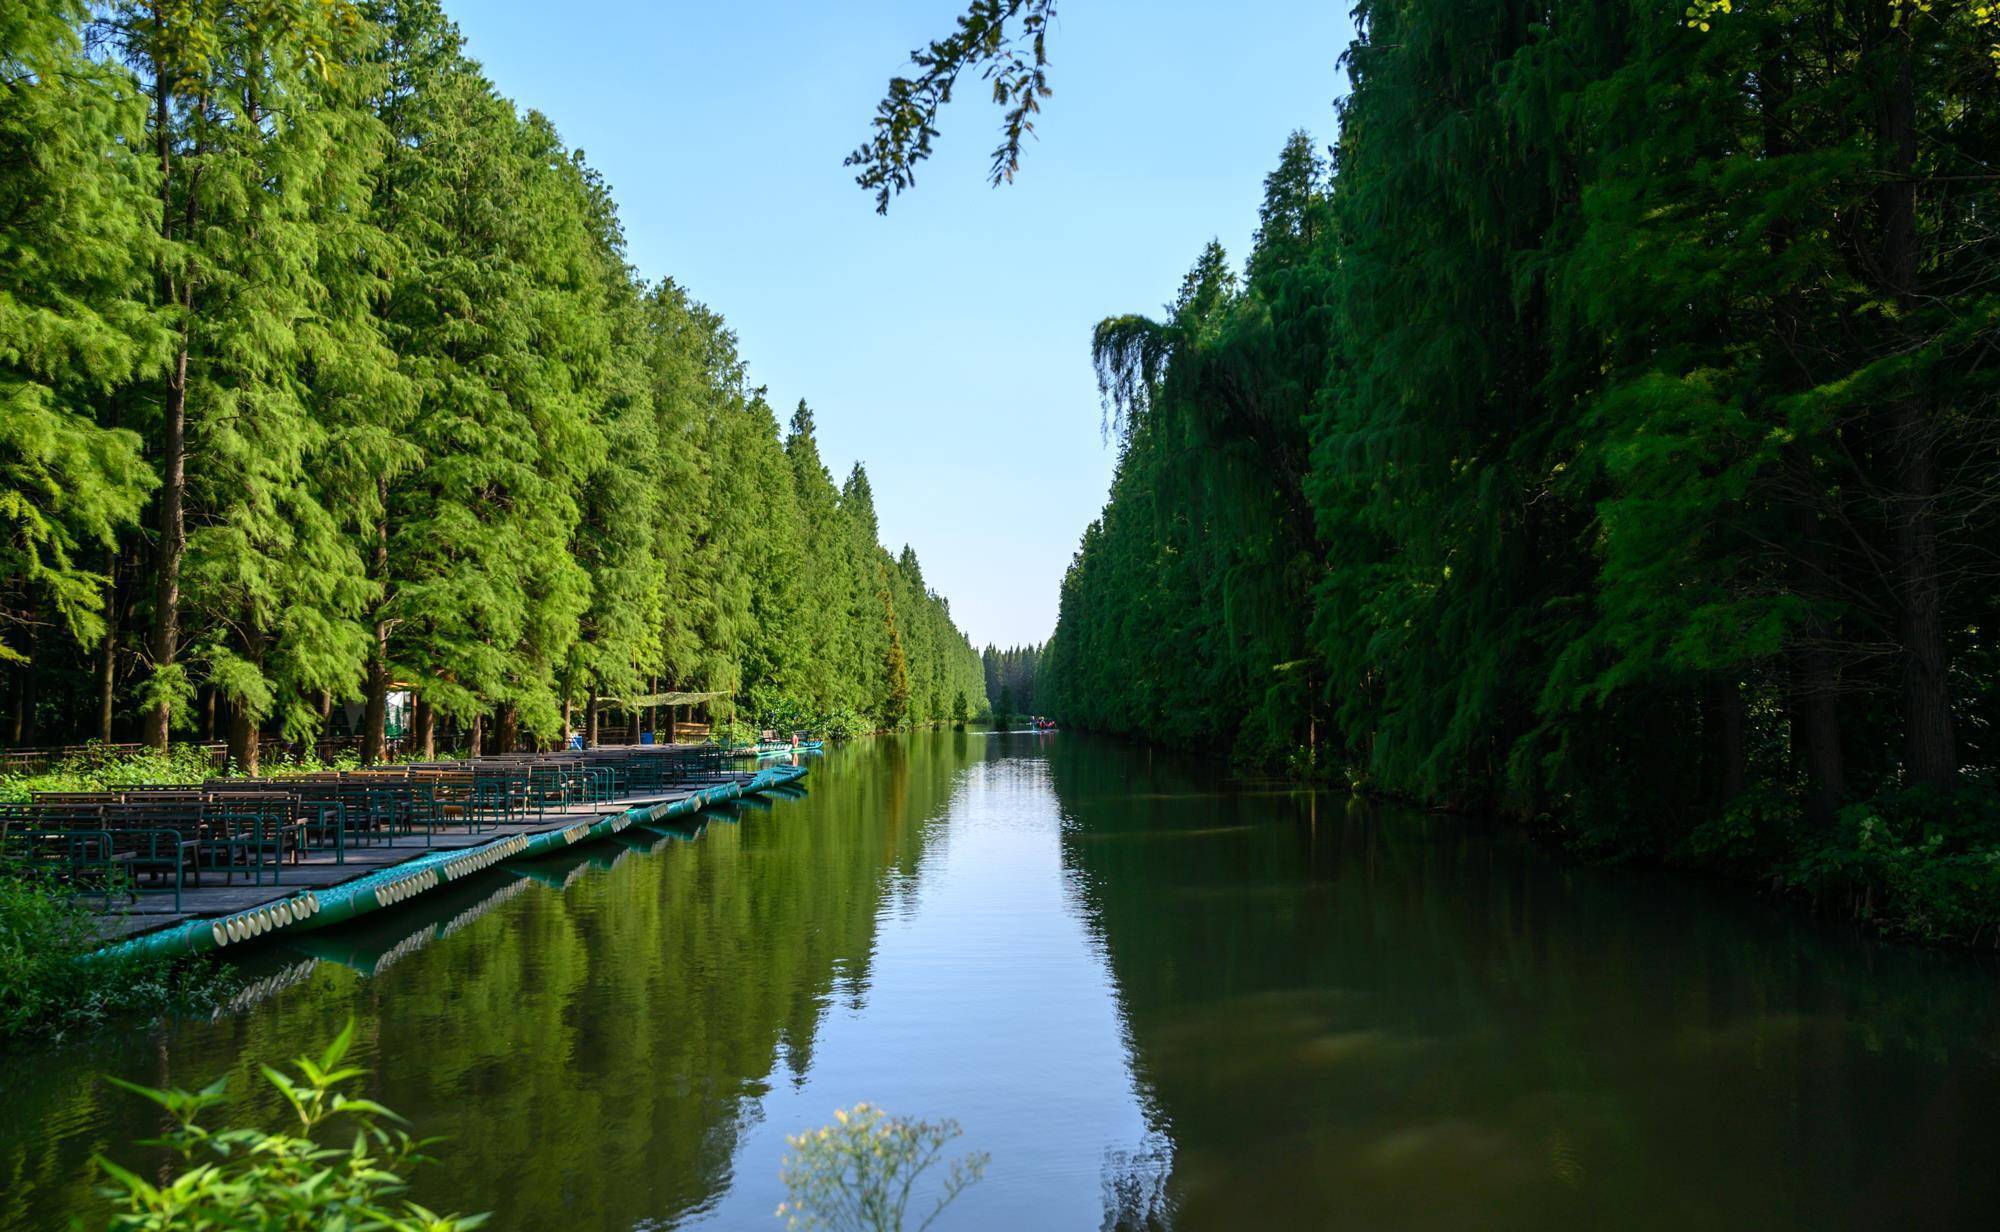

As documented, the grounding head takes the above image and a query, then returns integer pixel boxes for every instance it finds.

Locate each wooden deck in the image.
[88,776,749,941]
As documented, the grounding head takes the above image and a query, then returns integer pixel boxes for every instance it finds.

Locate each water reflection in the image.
[1,733,1997,1231]
[1045,739,2000,1230]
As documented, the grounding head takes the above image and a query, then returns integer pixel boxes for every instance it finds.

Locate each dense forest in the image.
[981,643,1041,720]
[969,1,2000,935]
[0,0,986,769]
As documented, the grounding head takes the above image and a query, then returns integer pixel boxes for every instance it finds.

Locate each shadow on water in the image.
[1,731,1998,1231]
[1043,739,2000,1231]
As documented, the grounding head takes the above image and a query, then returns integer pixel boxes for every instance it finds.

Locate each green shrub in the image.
[744,702,873,742]
[1674,785,1802,879]
[259,749,364,778]
[818,707,868,741]
[0,744,217,804]
[0,858,99,1029]
[95,1020,485,1231]
[1774,788,2000,943]
[714,716,760,747]
[0,857,237,1037]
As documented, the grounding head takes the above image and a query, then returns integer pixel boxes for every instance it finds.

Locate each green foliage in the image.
[980,645,1036,718]
[1021,3,2000,940]
[0,858,100,1033]
[776,1103,988,1232]
[0,744,217,804]
[94,1020,485,1230]
[2,0,984,759]
[0,0,165,662]
[1044,167,1328,761]
[87,0,400,759]
[0,854,237,1037]
[846,0,1058,213]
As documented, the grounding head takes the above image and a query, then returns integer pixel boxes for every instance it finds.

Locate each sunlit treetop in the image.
[1685,0,2000,68]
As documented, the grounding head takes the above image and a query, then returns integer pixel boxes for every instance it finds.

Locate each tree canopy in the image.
[1020,1,2000,937]
[0,0,987,763]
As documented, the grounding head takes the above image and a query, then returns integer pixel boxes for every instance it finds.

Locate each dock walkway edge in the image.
[81,763,810,967]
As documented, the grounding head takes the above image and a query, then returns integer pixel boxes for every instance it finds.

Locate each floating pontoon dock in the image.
[82,762,808,966]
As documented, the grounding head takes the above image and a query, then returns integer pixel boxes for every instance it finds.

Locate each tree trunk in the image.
[469,713,483,758]
[143,56,190,753]
[413,695,434,759]
[497,705,518,754]
[10,624,37,744]
[1793,647,1846,828]
[143,359,186,751]
[586,685,599,749]
[360,487,391,765]
[1893,411,1954,788]
[361,625,388,765]
[96,551,122,744]
[226,626,267,775]
[1711,676,1747,808]
[228,703,260,777]
[1879,32,1956,790]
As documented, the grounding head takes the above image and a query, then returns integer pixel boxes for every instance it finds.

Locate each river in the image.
[3,732,1999,1229]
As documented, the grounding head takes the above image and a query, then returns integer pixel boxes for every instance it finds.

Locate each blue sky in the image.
[449,0,1354,648]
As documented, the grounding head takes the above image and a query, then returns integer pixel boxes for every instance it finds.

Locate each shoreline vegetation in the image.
[0,850,240,1041]
[0,735,907,1039]
[845,4,2000,945]
[3,0,993,1041]
[88,1022,979,1232]
[92,1021,486,1230]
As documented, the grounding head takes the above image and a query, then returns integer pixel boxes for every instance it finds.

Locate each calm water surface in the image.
[4,732,1999,1229]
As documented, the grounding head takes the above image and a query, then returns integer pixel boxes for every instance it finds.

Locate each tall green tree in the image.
[0,0,998,760]
[0,0,164,676]
[98,0,398,767]
[1013,0,2000,935]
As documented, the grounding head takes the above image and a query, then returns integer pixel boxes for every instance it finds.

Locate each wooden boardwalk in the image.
[88,776,749,941]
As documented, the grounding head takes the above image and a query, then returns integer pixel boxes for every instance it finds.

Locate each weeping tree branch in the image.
[847,0,1059,214]
[1091,314,1174,441]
